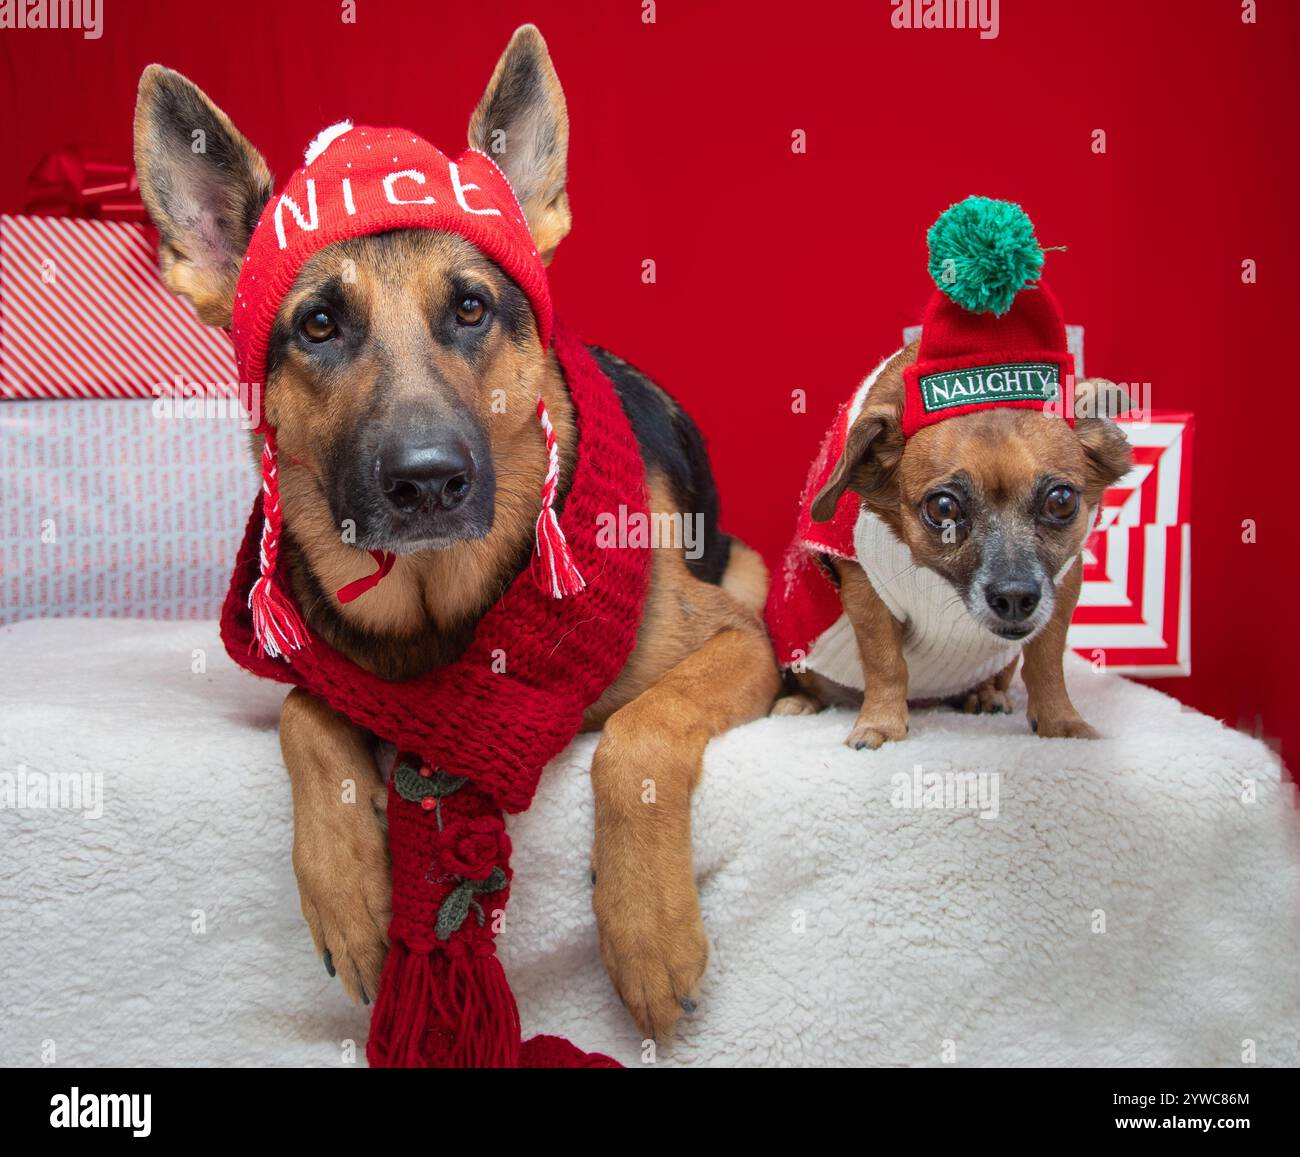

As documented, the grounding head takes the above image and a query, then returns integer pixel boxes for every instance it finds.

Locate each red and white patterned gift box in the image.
[0,213,240,399]
[0,214,252,623]
[1069,413,1193,676]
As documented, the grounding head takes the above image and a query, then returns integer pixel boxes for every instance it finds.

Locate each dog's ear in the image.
[468,24,570,265]
[133,65,273,326]
[810,401,905,523]
[1073,377,1134,498]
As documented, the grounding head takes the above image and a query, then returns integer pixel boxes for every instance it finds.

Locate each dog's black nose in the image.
[378,438,475,513]
[985,579,1041,623]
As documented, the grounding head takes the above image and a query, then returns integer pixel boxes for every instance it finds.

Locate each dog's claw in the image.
[323,949,335,978]
[846,715,907,750]
[1033,716,1100,740]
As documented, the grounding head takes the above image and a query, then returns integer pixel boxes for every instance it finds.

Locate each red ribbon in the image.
[335,550,397,604]
[23,147,149,224]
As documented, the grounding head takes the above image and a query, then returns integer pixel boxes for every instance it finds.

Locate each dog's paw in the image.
[845,713,909,750]
[959,684,1012,715]
[592,868,708,1041]
[293,798,391,1005]
[1031,715,1100,740]
[771,692,820,717]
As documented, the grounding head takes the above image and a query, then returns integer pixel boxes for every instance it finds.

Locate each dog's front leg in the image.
[590,625,779,1040]
[280,687,391,1002]
[1022,559,1098,739]
[836,559,910,749]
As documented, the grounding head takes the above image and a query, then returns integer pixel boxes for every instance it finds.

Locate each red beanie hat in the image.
[230,123,580,658]
[902,195,1075,439]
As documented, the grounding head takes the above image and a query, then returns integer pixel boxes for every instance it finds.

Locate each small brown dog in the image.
[134,24,778,1039]
[767,200,1132,746]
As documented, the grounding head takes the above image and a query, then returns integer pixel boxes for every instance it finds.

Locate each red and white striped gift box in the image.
[0,213,240,399]
[1069,413,1194,676]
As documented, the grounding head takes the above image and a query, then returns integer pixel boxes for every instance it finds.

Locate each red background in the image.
[2,0,1295,770]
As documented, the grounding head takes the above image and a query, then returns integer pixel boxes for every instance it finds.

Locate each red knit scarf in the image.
[220,323,649,1067]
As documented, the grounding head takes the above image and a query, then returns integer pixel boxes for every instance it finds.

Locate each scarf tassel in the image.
[532,505,586,599]
[248,574,308,659]
[531,395,586,599]
[366,939,522,1068]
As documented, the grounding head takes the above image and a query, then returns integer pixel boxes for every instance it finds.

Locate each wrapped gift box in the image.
[1070,413,1193,676]
[0,399,252,623]
[1,208,251,624]
[0,213,240,399]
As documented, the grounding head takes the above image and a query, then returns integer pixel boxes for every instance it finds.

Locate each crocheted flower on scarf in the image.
[438,817,511,881]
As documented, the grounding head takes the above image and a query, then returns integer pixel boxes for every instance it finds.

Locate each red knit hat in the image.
[902,196,1075,439]
[229,122,582,658]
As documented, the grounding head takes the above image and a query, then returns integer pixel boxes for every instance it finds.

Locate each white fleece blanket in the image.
[1,618,1297,1068]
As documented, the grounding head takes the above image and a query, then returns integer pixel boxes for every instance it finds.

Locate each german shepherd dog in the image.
[133,25,780,1039]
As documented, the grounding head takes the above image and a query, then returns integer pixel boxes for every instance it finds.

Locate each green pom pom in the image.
[927,196,1043,317]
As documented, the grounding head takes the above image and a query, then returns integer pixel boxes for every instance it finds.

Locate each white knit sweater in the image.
[804,511,1023,700]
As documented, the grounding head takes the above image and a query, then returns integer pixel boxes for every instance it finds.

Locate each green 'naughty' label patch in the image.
[917,362,1060,413]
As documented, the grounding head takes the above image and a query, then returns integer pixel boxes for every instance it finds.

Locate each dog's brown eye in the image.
[1043,485,1079,522]
[301,310,337,343]
[455,296,486,326]
[923,492,963,528]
